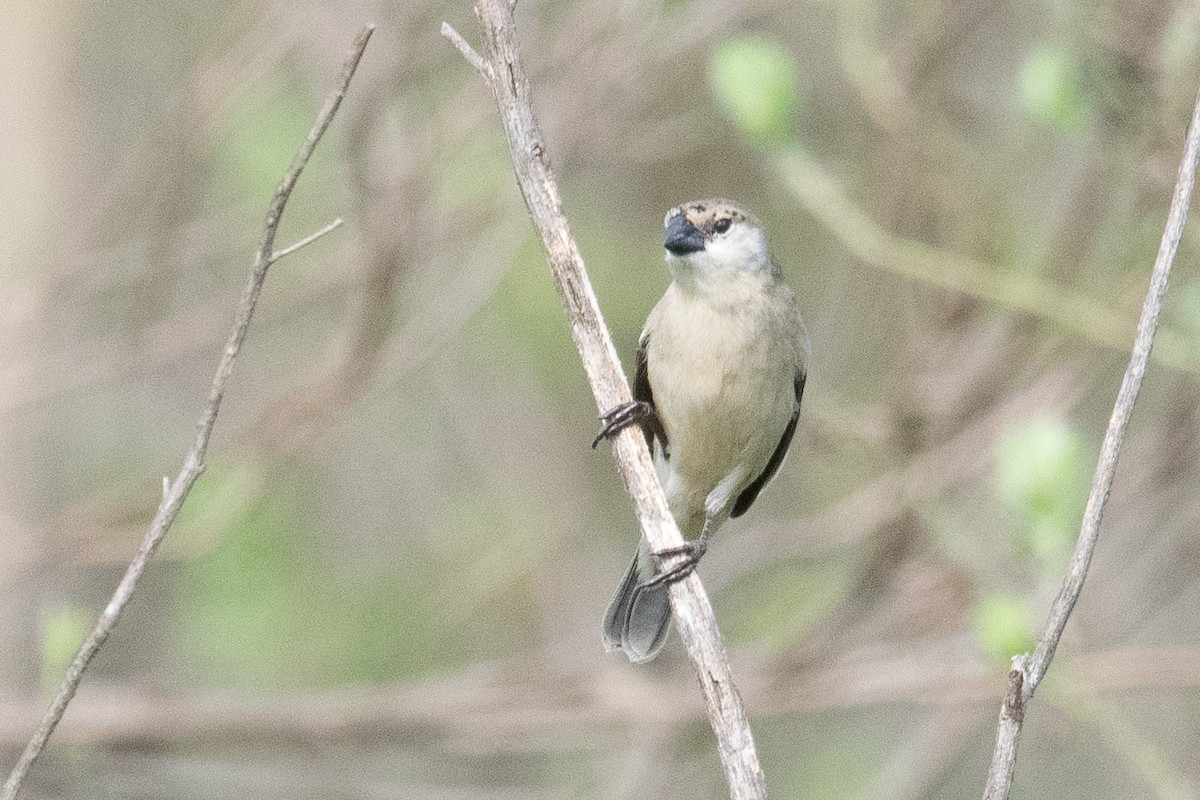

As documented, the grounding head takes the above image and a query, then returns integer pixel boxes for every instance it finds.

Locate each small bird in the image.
[596,198,809,663]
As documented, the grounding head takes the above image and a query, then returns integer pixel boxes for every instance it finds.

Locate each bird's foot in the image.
[592,401,655,448]
[638,539,709,590]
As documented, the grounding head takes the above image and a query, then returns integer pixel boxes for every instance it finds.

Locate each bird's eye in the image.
[714,218,732,234]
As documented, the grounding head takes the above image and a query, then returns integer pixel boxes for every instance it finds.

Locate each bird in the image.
[595,198,809,663]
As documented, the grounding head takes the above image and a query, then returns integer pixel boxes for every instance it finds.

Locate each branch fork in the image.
[1,25,375,800]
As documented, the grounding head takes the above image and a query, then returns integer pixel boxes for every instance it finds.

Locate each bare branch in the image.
[0,25,374,800]
[271,217,344,261]
[778,152,1197,372]
[11,641,1200,751]
[980,85,1200,800]
[441,22,489,78]
[981,667,1025,800]
[445,3,766,798]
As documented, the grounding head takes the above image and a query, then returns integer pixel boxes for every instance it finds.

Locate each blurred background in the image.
[3,0,1200,797]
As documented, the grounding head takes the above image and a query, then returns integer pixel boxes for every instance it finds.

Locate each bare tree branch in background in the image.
[980,86,1200,800]
[7,640,1200,751]
[443,3,767,798]
[0,25,375,800]
[778,152,1198,372]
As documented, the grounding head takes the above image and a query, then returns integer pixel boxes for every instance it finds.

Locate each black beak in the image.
[663,214,706,256]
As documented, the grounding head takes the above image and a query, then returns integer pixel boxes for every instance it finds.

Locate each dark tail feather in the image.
[602,540,672,663]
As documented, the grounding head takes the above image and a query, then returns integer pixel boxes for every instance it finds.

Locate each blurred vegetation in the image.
[3,0,1200,798]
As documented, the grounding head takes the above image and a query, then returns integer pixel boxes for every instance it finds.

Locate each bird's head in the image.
[662,199,771,281]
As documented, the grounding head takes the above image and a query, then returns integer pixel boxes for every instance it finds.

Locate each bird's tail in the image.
[602,538,671,663]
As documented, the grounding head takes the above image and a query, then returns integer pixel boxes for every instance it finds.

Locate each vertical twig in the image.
[980,86,1200,800]
[1,25,374,800]
[442,4,768,799]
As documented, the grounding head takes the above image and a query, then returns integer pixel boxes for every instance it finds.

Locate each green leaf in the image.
[1018,46,1089,133]
[972,594,1035,663]
[995,415,1088,569]
[708,37,799,145]
[215,83,320,200]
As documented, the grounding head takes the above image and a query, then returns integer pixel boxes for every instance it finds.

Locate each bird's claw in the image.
[637,539,709,590]
[592,401,654,448]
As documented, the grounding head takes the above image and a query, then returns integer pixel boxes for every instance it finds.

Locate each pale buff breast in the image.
[644,279,801,532]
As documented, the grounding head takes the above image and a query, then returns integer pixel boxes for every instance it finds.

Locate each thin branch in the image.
[441,21,489,77]
[0,25,374,800]
[981,668,1025,800]
[980,85,1200,800]
[272,217,344,260]
[778,152,1197,372]
[11,641,1200,749]
[443,5,767,799]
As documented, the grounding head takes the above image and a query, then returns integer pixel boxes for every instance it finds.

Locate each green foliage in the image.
[995,415,1089,570]
[972,593,1035,663]
[172,459,263,545]
[39,604,91,693]
[491,236,586,389]
[789,736,875,798]
[708,37,800,145]
[175,471,423,687]
[214,81,325,200]
[566,191,666,340]
[1018,46,1090,134]
[173,464,539,688]
[174,476,321,687]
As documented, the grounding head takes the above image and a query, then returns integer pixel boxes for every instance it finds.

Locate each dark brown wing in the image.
[634,336,668,452]
[730,370,805,518]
